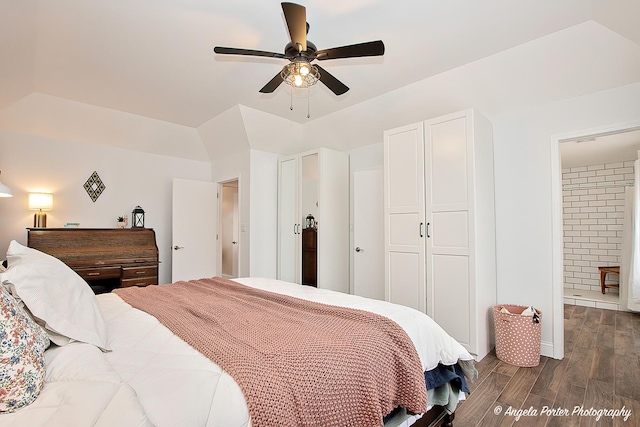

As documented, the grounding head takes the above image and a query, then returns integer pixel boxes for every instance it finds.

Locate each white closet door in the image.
[353,168,384,300]
[424,113,473,349]
[384,123,426,312]
[277,156,300,283]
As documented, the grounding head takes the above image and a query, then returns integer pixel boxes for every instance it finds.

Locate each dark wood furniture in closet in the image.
[27,228,159,294]
[301,227,317,287]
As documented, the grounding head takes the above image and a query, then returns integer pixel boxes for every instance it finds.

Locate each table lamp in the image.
[29,193,53,228]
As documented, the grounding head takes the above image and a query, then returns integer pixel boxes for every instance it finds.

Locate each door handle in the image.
[419,222,424,238]
[426,222,431,238]
[355,247,364,252]
[232,241,238,244]
[173,245,184,250]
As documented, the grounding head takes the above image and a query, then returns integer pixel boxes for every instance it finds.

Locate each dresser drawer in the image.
[76,266,121,280]
[121,276,158,288]
[121,265,158,279]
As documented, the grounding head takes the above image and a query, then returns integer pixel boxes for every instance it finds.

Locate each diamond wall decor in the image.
[83,171,106,202]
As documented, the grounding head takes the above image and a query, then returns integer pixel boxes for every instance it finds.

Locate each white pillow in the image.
[0,240,109,350]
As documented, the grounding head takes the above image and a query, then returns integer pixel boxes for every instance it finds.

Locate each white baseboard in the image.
[541,340,555,359]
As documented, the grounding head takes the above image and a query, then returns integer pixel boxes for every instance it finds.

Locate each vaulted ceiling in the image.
[1,0,639,159]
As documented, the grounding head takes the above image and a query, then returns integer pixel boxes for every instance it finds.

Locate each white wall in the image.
[348,143,383,172]
[0,130,211,284]
[562,161,634,293]
[0,94,208,161]
[0,2,36,112]
[492,82,640,355]
[249,149,279,279]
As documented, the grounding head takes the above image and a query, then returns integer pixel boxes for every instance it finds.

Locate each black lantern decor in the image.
[305,214,316,229]
[132,206,145,228]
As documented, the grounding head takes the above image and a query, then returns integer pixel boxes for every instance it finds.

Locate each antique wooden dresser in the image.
[27,228,159,294]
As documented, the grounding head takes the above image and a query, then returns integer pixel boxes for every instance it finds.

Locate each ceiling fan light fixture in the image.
[281,61,319,89]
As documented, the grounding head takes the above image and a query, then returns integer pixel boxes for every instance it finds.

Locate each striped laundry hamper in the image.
[493,305,542,367]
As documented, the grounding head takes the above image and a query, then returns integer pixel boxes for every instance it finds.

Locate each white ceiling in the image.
[2,0,639,130]
[561,129,640,168]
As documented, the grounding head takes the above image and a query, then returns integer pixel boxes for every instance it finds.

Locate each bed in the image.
[0,240,475,426]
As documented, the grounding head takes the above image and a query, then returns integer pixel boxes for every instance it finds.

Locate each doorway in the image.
[551,120,640,359]
[220,179,239,279]
[560,130,640,309]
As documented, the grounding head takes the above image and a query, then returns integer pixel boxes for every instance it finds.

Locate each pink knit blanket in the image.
[114,277,427,426]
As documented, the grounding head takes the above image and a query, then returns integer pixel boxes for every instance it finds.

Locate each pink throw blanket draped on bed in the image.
[114,277,427,427]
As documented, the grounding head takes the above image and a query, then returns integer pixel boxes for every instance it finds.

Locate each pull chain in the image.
[307,87,311,119]
[290,89,293,111]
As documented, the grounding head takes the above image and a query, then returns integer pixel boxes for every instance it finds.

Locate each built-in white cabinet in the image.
[277,148,349,292]
[383,123,427,312]
[383,109,496,360]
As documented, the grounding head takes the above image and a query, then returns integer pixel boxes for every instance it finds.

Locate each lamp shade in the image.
[0,171,12,197]
[28,193,53,211]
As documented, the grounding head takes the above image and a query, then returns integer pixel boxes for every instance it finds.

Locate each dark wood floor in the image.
[454,305,640,426]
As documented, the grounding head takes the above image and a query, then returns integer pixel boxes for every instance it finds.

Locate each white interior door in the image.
[172,178,217,282]
[353,168,385,300]
[221,185,237,278]
[277,156,299,283]
[232,191,239,278]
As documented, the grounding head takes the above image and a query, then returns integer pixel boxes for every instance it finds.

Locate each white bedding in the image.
[0,342,151,427]
[0,277,474,427]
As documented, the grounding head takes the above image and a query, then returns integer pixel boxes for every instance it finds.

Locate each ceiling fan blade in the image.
[259,72,284,93]
[315,65,349,96]
[281,2,306,52]
[316,40,385,60]
[214,46,287,59]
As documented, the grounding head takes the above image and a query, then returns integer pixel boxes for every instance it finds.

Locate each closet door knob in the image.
[355,247,364,252]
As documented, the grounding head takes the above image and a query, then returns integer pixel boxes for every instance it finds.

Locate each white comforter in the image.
[0,277,473,427]
[0,342,151,427]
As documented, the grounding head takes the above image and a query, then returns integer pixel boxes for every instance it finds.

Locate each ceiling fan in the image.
[214,2,385,96]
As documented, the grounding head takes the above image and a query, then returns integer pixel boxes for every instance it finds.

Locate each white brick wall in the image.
[562,161,634,293]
